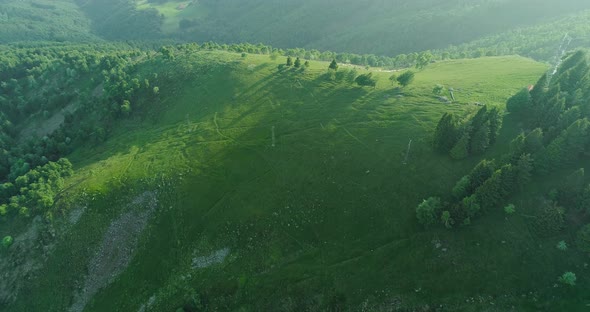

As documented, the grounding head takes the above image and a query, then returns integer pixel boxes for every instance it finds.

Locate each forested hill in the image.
[4,0,590,62]
[0,0,99,43]
[163,0,590,56]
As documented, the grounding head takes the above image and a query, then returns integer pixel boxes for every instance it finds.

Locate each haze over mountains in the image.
[2,1,590,311]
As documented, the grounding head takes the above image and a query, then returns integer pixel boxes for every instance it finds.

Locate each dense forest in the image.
[170,0,590,57]
[0,0,99,43]
[4,0,590,62]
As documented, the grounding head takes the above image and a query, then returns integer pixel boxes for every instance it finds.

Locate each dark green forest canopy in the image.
[4,0,590,62]
[172,0,590,56]
[0,0,100,43]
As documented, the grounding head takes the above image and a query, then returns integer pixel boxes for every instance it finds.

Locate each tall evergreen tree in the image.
[558,106,581,130]
[329,59,338,70]
[450,130,470,160]
[470,121,490,154]
[514,154,533,190]
[470,105,488,133]
[489,107,504,138]
[509,133,526,158]
[468,159,496,193]
[433,113,459,153]
[524,128,544,154]
[286,56,293,66]
[475,170,504,210]
[294,57,301,68]
[396,71,415,87]
[506,88,532,112]
[558,168,585,208]
[530,74,547,107]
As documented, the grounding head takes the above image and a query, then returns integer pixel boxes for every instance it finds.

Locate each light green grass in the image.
[137,0,207,33]
[12,52,583,311]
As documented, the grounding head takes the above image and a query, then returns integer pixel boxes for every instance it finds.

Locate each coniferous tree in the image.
[470,121,490,154]
[450,130,470,160]
[506,88,532,113]
[452,175,470,199]
[487,107,502,144]
[530,73,547,106]
[462,194,481,218]
[576,185,590,212]
[514,154,533,189]
[539,92,565,130]
[294,57,301,68]
[558,168,585,207]
[433,113,459,153]
[396,71,415,87]
[286,56,293,66]
[475,169,504,210]
[558,107,581,131]
[329,59,338,71]
[509,133,526,158]
[470,105,488,133]
[498,164,517,196]
[468,159,496,194]
[354,73,377,87]
[524,128,544,154]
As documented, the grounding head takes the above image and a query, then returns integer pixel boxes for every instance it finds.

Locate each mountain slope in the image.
[5,47,575,310]
[0,0,99,43]
[145,0,590,56]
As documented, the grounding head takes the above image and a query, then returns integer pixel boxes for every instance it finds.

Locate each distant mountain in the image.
[161,0,590,56]
[0,0,99,43]
[3,0,590,61]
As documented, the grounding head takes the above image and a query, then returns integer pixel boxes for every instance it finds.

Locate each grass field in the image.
[10,52,589,311]
[137,0,207,33]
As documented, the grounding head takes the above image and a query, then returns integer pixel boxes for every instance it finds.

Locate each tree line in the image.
[418,51,590,257]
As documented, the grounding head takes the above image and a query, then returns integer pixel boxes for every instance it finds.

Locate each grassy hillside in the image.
[141,0,590,57]
[7,49,583,311]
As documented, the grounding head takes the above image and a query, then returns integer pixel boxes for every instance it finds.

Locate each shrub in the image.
[504,204,516,215]
[396,71,415,87]
[441,211,454,228]
[534,202,564,236]
[354,73,377,87]
[433,84,444,95]
[558,272,576,286]
[416,197,442,227]
[462,195,481,218]
[1,236,13,248]
[556,240,568,251]
[452,175,470,199]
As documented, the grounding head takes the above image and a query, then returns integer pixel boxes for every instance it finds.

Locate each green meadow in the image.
[9,51,584,311]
